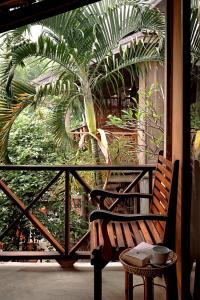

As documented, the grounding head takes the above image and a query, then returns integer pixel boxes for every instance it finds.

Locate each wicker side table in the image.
[119,248,177,300]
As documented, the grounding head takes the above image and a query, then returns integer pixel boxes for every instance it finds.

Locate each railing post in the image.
[64,171,70,255]
[149,169,153,211]
[149,169,153,195]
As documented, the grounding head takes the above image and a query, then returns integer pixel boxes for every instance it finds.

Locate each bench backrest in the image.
[150,155,179,248]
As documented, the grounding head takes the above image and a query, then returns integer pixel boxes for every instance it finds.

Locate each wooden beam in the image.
[0,251,61,260]
[182,1,192,299]
[0,164,155,171]
[0,0,100,33]
[165,0,172,160]
[167,0,191,299]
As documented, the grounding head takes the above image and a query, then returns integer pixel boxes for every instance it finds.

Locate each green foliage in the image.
[14,57,51,83]
[8,107,57,164]
[0,107,60,249]
[70,210,88,244]
[191,102,200,130]
[0,108,90,250]
[108,136,138,164]
[107,84,164,159]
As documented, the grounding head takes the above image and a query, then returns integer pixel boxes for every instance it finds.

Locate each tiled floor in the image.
[0,261,167,300]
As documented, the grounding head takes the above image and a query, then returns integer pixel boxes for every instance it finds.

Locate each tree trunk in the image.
[81,76,103,187]
[64,109,71,132]
[91,137,103,188]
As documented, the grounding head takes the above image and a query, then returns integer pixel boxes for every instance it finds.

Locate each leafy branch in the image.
[107,84,164,158]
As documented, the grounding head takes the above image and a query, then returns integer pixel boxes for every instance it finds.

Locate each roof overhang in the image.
[0,0,164,34]
[0,0,100,33]
[149,0,162,7]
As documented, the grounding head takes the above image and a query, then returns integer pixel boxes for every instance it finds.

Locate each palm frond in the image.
[85,1,164,63]
[36,9,82,41]
[0,79,35,162]
[0,89,33,163]
[191,0,200,9]
[12,35,73,68]
[191,5,200,65]
[47,98,81,149]
[91,36,162,96]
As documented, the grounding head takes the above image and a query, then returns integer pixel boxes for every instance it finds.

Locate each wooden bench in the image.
[89,155,179,300]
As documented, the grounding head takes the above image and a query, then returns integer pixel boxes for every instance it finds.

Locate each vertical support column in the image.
[167,0,191,299]
[182,2,192,299]
[165,0,173,160]
[64,171,70,255]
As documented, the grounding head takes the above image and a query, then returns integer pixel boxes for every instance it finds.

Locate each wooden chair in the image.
[89,155,179,300]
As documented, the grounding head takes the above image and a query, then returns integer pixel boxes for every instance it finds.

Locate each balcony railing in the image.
[0,164,155,265]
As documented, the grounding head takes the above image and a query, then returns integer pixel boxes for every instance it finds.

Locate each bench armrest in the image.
[90,209,168,222]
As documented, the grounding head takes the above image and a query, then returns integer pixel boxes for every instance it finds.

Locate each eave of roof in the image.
[0,0,164,34]
[149,0,162,7]
[0,0,99,33]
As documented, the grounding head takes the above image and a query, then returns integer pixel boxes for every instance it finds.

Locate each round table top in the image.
[119,248,177,278]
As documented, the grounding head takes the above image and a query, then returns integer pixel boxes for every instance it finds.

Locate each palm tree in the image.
[0,0,165,177]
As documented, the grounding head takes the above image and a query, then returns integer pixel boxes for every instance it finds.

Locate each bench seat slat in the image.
[146,220,163,244]
[138,220,153,244]
[91,219,166,253]
[130,222,143,244]
[108,222,117,247]
[122,222,135,248]
[115,222,125,248]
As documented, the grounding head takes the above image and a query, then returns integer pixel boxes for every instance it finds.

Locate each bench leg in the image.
[94,263,102,300]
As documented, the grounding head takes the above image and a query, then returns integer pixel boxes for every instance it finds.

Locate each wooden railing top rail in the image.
[0,164,156,171]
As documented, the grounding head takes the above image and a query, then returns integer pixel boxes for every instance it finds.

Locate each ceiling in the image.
[0,0,99,33]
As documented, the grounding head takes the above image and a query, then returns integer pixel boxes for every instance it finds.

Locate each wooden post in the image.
[167,0,191,299]
[149,169,153,195]
[65,171,70,255]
